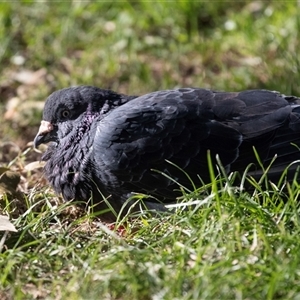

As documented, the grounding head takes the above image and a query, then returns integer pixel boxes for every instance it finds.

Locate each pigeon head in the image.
[33,86,127,149]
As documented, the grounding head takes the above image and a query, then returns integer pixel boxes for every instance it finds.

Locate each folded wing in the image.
[93,88,300,200]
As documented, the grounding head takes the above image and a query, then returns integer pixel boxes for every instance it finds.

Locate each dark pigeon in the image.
[34,86,300,218]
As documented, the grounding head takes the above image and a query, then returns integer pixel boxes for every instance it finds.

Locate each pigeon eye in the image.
[61,110,70,118]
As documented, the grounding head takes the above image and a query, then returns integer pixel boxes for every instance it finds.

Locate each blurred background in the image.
[0,0,300,156]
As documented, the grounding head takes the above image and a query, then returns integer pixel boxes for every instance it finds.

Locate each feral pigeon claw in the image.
[33,86,300,218]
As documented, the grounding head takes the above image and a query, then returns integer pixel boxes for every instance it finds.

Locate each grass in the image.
[1,1,300,299]
[2,171,300,299]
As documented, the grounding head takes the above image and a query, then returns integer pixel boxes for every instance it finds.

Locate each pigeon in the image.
[33,86,300,218]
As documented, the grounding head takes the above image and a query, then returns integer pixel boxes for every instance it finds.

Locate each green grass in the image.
[1,1,300,299]
[2,173,300,299]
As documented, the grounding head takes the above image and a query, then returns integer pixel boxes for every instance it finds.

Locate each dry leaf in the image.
[0,215,17,232]
[24,161,46,171]
[13,68,47,85]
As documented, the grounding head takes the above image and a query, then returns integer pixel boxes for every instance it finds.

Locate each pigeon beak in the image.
[33,120,56,149]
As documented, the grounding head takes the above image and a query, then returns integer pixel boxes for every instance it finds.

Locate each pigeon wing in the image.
[92,88,243,200]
